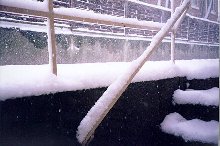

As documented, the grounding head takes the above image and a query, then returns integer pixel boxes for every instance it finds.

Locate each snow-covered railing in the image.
[76,0,191,145]
[0,0,178,75]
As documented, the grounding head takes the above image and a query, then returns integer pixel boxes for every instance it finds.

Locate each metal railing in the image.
[0,0,188,75]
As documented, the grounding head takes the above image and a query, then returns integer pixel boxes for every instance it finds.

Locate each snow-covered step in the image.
[161,112,219,144]
[173,87,219,106]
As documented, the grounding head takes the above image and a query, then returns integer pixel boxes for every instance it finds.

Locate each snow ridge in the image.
[173,88,219,106]
[161,112,219,144]
[0,59,218,100]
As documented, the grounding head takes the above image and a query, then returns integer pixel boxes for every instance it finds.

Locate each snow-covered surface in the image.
[161,112,219,144]
[0,0,48,12]
[0,59,218,100]
[173,88,219,106]
[53,7,164,29]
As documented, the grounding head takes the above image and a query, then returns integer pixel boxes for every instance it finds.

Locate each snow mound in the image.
[161,112,219,144]
[173,87,219,106]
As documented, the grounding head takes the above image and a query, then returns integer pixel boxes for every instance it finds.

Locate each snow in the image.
[175,59,219,80]
[173,88,219,106]
[0,0,48,12]
[53,7,164,30]
[0,59,218,100]
[161,112,219,144]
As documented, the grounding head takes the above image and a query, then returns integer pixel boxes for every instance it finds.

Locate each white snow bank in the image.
[161,112,219,144]
[173,88,219,106]
[0,0,48,12]
[0,59,218,100]
[53,7,164,29]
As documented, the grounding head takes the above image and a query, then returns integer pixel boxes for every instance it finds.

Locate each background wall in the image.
[0,28,218,65]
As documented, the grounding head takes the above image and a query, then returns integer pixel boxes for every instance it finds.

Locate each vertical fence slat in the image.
[47,0,57,75]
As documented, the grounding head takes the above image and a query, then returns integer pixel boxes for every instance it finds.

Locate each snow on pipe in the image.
[173,7,189,33]
[53,7,164,31]
[0,0,164,31]
[170,0,175,64]
[76,0,191,145]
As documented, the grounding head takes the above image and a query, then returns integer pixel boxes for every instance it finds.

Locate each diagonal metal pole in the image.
[170,0,175,64]
[77,0,191,145]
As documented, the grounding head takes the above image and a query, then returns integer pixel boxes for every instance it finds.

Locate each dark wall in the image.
[0,77,218,146]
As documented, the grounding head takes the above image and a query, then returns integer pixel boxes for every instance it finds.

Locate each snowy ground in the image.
[0,59,218,100]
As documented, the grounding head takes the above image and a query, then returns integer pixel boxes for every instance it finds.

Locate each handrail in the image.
[0,5,164,31]
[76,0,190,145]
[0,0,169,75]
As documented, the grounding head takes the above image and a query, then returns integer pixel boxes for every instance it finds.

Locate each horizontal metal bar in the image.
[0,5,163,31]
[0,5,49,17]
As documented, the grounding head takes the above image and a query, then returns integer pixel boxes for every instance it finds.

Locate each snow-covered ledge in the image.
[0,59,218,100]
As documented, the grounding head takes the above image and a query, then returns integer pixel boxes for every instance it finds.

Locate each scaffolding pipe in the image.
[47,0,57,75]
[170,0,175,64]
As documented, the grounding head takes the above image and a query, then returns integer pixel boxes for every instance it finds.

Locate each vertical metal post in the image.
[170,0,175,64]
[70,0,75,8]
[124,0,128,36]
[47,0,57,75]
[123,0,129,62]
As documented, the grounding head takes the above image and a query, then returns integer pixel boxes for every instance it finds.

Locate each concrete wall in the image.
[0,29,218,65]
[56,36,219,64]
